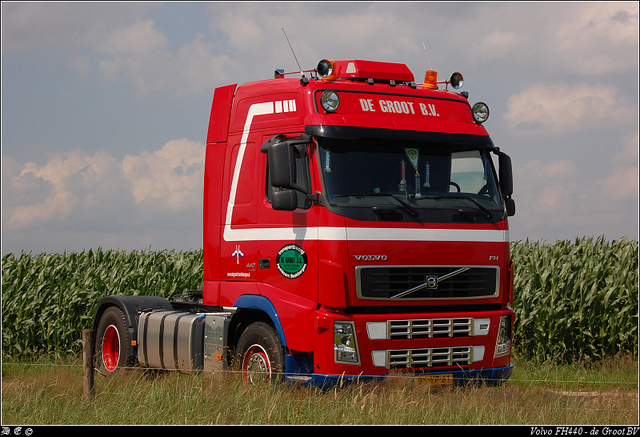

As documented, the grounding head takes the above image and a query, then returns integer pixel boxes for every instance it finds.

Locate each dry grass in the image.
[2,356,637,425]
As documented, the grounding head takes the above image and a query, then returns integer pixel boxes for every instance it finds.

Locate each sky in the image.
[2,2,638,255]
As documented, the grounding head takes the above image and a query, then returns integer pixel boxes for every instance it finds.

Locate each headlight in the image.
[334,321,360,364]
[472,102,490,124]
[494,315,511,357]
[320,91,340,113]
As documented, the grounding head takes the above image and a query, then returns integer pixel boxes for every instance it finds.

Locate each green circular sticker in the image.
[276,244,308,279]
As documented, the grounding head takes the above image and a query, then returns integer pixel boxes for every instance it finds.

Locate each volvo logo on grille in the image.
[425,275,438,289]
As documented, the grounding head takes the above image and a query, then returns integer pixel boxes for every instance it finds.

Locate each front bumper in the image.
[285,363,514,389]
[290,307,515,388]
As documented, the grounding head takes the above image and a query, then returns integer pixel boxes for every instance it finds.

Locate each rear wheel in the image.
[236,322,285,385]
[95,306,135,374]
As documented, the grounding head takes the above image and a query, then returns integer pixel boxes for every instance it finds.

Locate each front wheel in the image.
[235,322,285,385]
[95,306,136,374]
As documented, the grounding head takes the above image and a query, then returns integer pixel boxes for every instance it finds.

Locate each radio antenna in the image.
[422,42,433,70]
[282,28,303,72]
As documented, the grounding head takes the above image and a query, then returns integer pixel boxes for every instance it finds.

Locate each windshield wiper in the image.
[333,193,420,217]
[428,195,494,219]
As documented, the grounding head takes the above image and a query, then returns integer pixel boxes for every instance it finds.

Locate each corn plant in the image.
[511,236,638,363]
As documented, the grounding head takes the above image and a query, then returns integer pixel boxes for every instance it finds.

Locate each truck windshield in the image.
[317,137,502,214]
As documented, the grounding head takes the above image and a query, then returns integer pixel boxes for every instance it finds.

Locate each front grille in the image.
[356,266,499,300]
[389,318,472,339]
[388,346,472,369]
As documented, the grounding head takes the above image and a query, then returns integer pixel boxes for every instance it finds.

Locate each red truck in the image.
[92,58,516,387]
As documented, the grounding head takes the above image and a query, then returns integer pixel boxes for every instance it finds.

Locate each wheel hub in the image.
[102,324,120,372]
[243,345,271,385]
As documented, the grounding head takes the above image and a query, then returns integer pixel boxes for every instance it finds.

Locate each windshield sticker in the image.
[404,148,422,197]
[398,160,407,193]
[276,244,308,279]
[424,162,431,187]
[324,150,331,173]
[404,148,419,172]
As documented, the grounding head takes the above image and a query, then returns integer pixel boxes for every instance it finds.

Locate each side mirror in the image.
[498,153,513,198]
[265,139,309,194]
[261,134,313,212]
[268,141,297,189]
[494,149,515,216]
[505,197,516,217]
[271,190,298,211]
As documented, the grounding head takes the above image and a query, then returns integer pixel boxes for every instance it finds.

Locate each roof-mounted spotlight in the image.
[472,102,490,124]
[317,59,336,82]
[449,72,464,89]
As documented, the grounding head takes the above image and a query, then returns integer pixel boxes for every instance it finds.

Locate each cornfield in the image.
[2,248,202,358]
[2,238,638,363]
[511,236,638,363]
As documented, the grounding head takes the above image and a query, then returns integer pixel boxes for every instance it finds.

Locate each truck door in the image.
[257,135,319,304]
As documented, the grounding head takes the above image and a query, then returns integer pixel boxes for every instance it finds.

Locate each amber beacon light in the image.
[423,70,438,89]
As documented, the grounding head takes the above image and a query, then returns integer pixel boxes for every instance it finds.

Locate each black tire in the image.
[95,306,136,375]
[235,322,285,385]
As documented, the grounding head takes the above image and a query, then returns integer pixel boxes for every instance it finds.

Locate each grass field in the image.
[1,354,637,425]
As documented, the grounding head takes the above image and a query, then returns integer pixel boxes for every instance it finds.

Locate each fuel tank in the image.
[137,310,230,373]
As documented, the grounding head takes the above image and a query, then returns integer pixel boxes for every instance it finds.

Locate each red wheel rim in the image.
[102,325,120,372]
[242,344,271,385]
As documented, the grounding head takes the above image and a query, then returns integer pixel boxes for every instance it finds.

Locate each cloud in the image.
[1,2,157,52]
[479,30,522,60]
[199,2,638,94]
[599,166,639,202]
[513,133,638,240]
[2,139,205,252]
[121,138,204,210]
[444,3,638,80]
[96,19,168,55]
[1,4,231,97]
[515,159,578,223]
[68,55,91,77]
[503,82,635,134]
[96,20,232,96]
[3,150,119,229]
[6,3,635,99]
[204,3,436,76]
[520,159,578,181]
[554,2,638,75]
[598,134,639,202]
[211,8,266,52]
